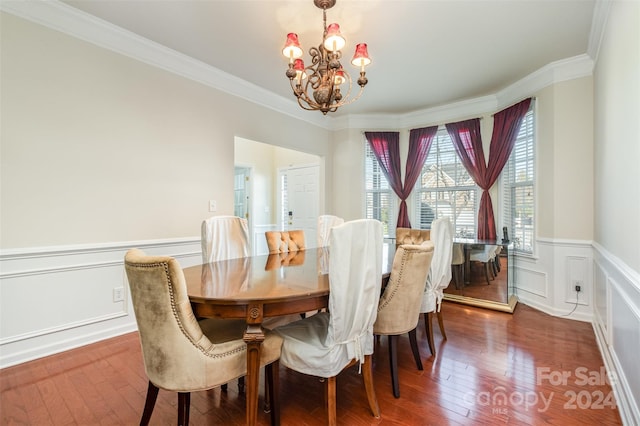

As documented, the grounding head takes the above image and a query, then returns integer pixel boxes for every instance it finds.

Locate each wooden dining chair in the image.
[373,242,435,398]
[265,230,306,253]
[274,219,383,425]
[124,249,282,426]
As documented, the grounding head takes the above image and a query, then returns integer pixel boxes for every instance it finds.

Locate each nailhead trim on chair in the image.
[125,260,246,359]
[376,249,409,311]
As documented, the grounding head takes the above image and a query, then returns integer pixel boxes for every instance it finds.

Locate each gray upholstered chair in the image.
[124,249,282,426]
[274,219,383,425]
[373,242,435,398]
[265,230,306,253]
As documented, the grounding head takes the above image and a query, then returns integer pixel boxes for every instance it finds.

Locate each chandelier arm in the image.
[282,0,369,114]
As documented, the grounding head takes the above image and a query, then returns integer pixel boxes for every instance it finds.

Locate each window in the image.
[503,106,535,254]
[279,171,289,228]
[413,128,477,237]
[364,142,396,237]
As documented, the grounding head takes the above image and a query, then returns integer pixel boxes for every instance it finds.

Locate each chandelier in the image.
[281,0,371,115]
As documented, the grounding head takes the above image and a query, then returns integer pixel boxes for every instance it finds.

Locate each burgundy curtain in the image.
[446,98,532,240]
[401,126,438,227]
[365,128,437,228]
[365,131,403,220]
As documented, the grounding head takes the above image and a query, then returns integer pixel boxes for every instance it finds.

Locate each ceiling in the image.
[59,0,597,117]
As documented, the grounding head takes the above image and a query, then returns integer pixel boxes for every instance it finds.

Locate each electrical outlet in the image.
[113,287,124,302]
[572,280,583,293]
[208,200,217,212]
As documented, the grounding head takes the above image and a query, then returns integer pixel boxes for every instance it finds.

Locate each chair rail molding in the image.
[515,238,594,322]
[592,242,640,426]
[515,237,639,424]
[0,237,201,368]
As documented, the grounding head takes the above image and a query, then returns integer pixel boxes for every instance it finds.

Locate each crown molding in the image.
[0,0,332,129]
[332,54,594,131]
[587,0,613,64]
[1,0,596,132]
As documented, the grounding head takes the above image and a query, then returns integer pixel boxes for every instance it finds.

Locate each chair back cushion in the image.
[421,217,454,313]
[374,243,435,335]
[265,230,306,253]
[201,216,249,263]
[395,227,430,247]
[316,215,344,247]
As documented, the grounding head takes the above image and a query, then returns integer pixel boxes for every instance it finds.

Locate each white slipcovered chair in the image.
[421,217,454,357]
[451,242,465,289]
[124,249,282,426]
[200,215,251,392]
[316,214,344,247]
[469,244,499,285]
[201,215,250,263]
[373,242,435,398]
[274,219,383,425]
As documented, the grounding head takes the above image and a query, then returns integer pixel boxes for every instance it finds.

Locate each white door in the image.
[280,165,319,247]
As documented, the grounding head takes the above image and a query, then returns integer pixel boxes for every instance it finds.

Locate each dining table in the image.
[184,244,395,426]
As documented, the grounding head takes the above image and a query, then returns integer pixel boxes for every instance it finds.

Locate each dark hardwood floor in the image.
[1,302,621,425]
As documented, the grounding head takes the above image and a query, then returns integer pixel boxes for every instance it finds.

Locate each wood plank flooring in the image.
[1,303,622,425]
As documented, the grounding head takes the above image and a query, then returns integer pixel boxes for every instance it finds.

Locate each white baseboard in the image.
[0,237,201,368]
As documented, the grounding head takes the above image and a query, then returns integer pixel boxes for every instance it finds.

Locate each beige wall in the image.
[235,137,321,226]
[594,0,639,271]
[0,13,330,249]
[331,80,595,243]
[535,77,594,240]
[331,128,366,221]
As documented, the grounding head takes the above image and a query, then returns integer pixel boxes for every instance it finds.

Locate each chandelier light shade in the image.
[282,0,371,115]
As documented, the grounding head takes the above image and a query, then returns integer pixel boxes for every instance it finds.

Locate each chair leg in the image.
[408,328,423,371]
[437,310,447,340]
[423,312,436,357]
[387,335,400,398]
[362,354,380,418]
[140,381,159,426]
[238,376,245,393]
[325,376,337,426]
[484,262,491,284]
[265,361,280,426]
[177,392,190,426]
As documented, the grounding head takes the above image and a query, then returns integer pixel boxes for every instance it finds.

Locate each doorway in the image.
[278,165,320,247]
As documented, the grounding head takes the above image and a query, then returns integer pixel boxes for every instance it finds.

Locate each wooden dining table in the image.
[184,244,394,426]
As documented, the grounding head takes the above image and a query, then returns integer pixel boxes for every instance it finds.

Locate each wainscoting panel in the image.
[514,264,548,298]
[517,239,593,321]
[592,243,640,426]
[593,259,611,345]
[253,224,277,256]
[0,237,201,368]
[565,255,590,305]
